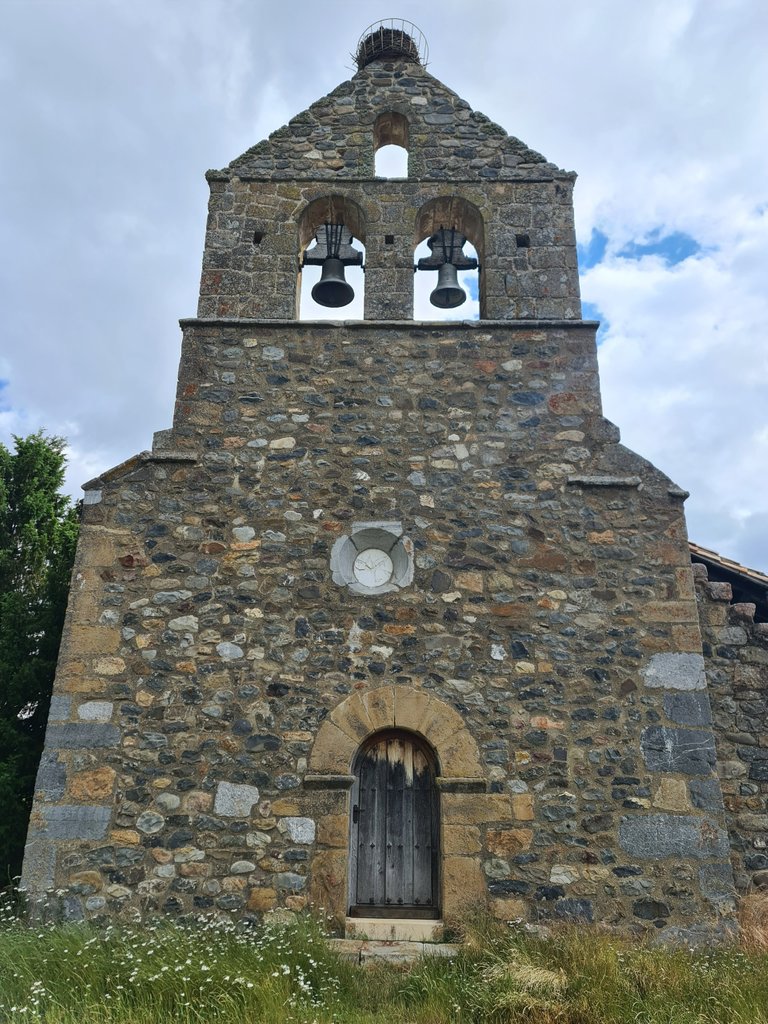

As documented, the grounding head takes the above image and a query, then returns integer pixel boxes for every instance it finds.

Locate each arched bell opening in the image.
[297,196,366,320]
[374,111,409,178]
[348,729,440,919]
[413,197,485,321]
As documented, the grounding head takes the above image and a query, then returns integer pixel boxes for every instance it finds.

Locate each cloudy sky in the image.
[2,0,767,571]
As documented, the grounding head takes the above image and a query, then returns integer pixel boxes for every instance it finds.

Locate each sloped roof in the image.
[689,541,768,590]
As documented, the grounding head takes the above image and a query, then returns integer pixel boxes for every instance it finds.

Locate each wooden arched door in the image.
[349,730,439,918]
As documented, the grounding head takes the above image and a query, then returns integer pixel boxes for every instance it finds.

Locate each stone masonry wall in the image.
[23,320,734,939]
[696,565,768,892]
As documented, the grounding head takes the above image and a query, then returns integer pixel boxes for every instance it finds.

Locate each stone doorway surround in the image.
[305,685,503,929]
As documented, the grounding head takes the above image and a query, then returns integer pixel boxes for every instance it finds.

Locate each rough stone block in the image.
[619,814,730,859]
[641,726,716,775]
[68,767,116,801]
[35,753,67,802]
[47,696,71,722]
[20,838,56,893]
[443,856,486,918]
[554,898,593,922]
[663,691,712,726]
[47,724,120,749]
[511,793,535,820]
[276,871,306,891]
[307,722,355,774]
[77,701,114,722]
[641,652,706,690]
[653,778,690,811]
[442,793,511,825]
[317,814,347,848]
[699,863,736,906]
[444,824,482,855]
[280,817,316,844]
[214,782,260,817]
[41,805,112,840]
[247,887,277,912]
[688,778,724,811]
[486,828,533,857]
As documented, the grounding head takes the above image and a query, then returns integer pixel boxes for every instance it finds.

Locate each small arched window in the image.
[374,112,409,178]
[413,197,484,321]
[297,196,366,320]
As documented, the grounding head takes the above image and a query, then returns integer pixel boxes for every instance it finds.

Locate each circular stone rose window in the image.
[330,522,414,595]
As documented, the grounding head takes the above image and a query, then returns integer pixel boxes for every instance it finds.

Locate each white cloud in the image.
[0,0,766,570]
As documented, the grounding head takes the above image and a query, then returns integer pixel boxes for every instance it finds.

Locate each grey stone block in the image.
[48,696,71,722]
[641,652,706,690]
[47,724,120,749]
[61,895,85,923]
[663,691,712,726]
[20,838,57,892]
[652,920,738,947]
[689,777,724,811]
[276,872,307,891]
[35,752,67,801]
[641,726,716,775]
[699,863,736,906]
[619,814,730,859]
[78,701,114,722]
[214,782,260,817]
[41,805,112,840]
[554,898,593,922]
[280,817,316,844]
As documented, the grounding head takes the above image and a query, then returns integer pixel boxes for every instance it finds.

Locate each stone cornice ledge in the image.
[83,450,198,491]
[180,317,599,331]
[567,475,642,489]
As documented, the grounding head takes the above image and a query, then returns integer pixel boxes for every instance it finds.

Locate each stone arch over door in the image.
[307,686,487,927]
[307,685,484,781]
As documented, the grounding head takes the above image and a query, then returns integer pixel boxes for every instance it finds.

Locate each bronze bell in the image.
[429,261,466,309]
[417,226,477,310]
[311,257,355,308]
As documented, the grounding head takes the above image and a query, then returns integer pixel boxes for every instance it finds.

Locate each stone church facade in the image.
[21,24,767,941]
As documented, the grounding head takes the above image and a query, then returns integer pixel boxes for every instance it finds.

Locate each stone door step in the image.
[329,937,460,964]
[345,916,445,942]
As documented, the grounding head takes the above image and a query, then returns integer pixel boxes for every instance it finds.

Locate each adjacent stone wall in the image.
[23,320,734,938]
[696,565,768,891]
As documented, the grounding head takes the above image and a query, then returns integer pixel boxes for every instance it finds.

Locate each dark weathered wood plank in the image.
[401,739,415,906]
[385,736,405,906]
[413,746,434,908]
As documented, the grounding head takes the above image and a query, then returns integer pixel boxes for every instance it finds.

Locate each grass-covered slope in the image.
[1,899,767,1023]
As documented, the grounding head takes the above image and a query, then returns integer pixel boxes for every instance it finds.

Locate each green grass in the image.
[1,901,767,1023]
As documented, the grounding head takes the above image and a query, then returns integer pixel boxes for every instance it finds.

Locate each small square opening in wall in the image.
[253,230,265,245]
[385,234,395,245]
[515,233,530,248]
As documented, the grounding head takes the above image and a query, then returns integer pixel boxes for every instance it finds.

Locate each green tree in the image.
[0,433,79,881]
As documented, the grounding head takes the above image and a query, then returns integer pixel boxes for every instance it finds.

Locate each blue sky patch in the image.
[0,379,9,412]
[618,229,702,264]
[464,273,479,301]
[578,229,609,270]
[579,228,702,270]
[581,301,608,344]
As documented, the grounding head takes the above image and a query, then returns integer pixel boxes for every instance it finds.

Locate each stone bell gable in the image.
[22,22,738,942]
[226,62,559,181]
[199,41,579,322]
